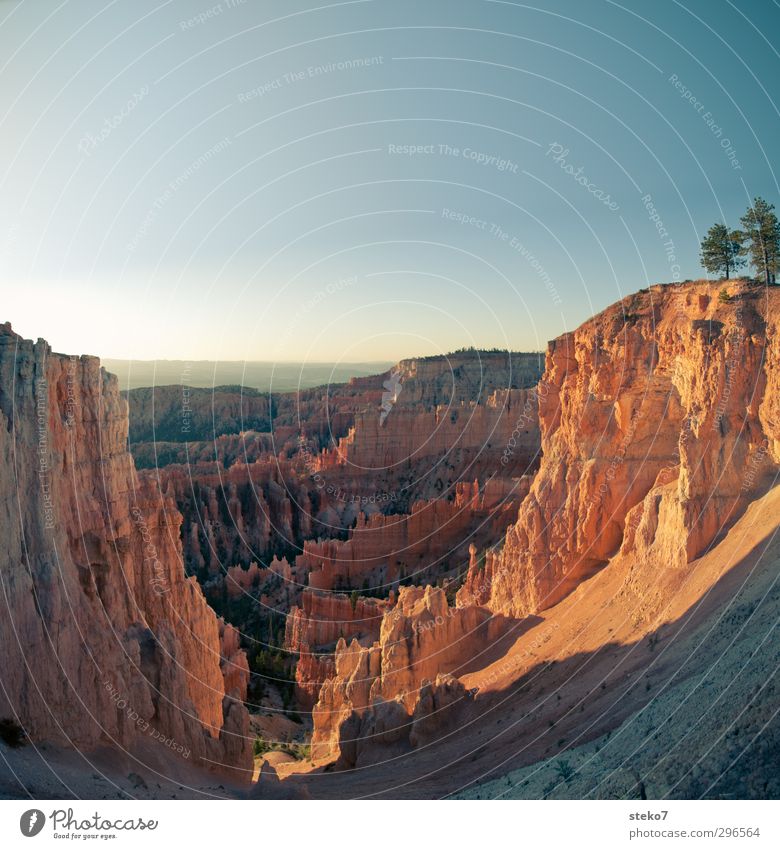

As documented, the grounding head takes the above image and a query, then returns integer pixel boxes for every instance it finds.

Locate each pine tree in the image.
[699,223,744,279]
[740,197,780,285]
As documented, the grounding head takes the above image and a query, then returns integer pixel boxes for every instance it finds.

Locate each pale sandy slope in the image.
[458,481,780,799]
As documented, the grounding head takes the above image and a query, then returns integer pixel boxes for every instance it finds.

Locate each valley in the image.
[2,279,779,799]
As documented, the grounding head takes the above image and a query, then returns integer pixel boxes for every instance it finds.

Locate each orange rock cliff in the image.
[460,281,780,617]
[307,280,780,770]
[6,280,778,792]
[0,323,252,780]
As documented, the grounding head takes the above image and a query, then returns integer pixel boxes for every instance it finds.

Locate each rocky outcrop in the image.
[298,478,528,593]
[156,457,325,577]
[127,351,541,740]
[321,388,540,497]
[137,354,542,585]
[332,672,472,769]
[0,323,252,779]
[285,590,390,653]
[310,586,507,763]
[393,351,543,407]
[222,555,301,607]
[283,479,529,713]
[147,452,397,581]
[219,620,251,700]
[460,280,780,617]
[284,590,391,707]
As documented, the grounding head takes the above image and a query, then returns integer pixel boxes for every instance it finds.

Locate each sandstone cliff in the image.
[321,388,540,498]
[460,280,780,617]
[302,280,780,777]
[393,351,542,407]
[0,323,252,779]
[297,478,527,594]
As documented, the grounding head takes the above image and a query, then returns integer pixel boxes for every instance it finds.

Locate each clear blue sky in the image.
[1,0,778,361]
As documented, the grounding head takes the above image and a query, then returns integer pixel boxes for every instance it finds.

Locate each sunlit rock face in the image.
[460,281,780,618]
[284,589,391,708]
[0,323,252,780]
[306,281,780,774]
[310,585,506,764]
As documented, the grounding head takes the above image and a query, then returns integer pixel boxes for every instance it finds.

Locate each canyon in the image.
[2,280,779,799]
[293,278,780,797]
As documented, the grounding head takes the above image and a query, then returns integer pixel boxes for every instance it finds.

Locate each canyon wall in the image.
[322,388,540,495]
[0,323,252,779]
[393,351,543,407]
[116,349,543,744]
[141,357,541,617]
[459,280,780,617]
[306,281,780,772]
[298,478,527,592]
[159,457,322,577]
[137,354,542,584]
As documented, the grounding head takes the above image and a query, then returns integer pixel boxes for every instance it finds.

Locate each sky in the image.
[1,0,778,363]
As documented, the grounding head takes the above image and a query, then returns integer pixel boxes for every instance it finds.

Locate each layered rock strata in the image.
[298,478,528,592]
[460,280,780,617]
[284,590,391,707]
[310,586,508,763]
[0,324,252,779]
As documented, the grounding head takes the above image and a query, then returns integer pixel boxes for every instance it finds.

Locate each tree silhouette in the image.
[699,223,744,279]
[740,197,780,285]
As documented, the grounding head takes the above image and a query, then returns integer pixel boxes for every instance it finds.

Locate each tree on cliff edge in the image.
[700,223,744,279]
[740,197,780,285]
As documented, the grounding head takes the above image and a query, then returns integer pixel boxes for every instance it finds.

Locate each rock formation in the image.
[393,351,543,407]
[137,353,542,587]
[295,479,525,593]
[460,280,780,617]
[0,323,252,779]
[131,352,542,730]
[284,590,391,707]
[162,456,320,577]
[310,586,508,763]
[320,388,540,502]
[283,478,528,711]
[300,281,780,781]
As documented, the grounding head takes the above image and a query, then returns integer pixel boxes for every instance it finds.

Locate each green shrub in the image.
[555,759,575,784]
[252,735,311,761]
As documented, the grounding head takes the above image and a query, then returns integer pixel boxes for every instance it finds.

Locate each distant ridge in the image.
[103,358,395,392]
